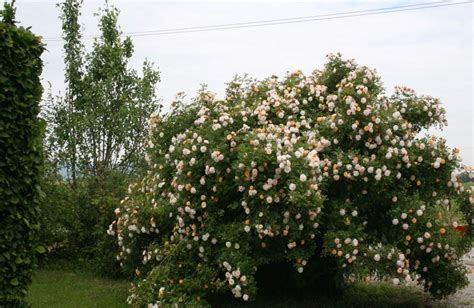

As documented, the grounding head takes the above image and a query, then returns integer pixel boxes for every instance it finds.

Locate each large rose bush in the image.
[110,54,473,306]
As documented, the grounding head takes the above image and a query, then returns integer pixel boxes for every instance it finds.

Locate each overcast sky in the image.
[12,0,474,165]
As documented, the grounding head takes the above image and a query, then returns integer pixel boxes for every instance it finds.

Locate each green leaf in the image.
[10,278,19,286]
[35,245,46,254]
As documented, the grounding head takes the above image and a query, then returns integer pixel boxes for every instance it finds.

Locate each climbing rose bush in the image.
[110,54,473,306]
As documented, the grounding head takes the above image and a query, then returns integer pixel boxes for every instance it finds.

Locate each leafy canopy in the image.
[44,0,160,183]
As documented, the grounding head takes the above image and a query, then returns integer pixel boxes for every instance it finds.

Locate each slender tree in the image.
[41,0,160,271]
[44,0,84,187]
[45,0,160,182]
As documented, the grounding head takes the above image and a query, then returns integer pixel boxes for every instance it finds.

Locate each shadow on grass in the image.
[210,282,437,308]
[209,261,438,308]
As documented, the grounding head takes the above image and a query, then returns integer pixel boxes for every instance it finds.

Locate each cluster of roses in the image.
[109,53,472,307]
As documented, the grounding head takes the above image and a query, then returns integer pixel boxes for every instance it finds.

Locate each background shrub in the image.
[38,166,133,277]
[38,163,76,257]
[0,2,45,305]
[112,54,473,306]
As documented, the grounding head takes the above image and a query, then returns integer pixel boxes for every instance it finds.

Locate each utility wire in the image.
[42,0,472,42]
[82,1,447,36]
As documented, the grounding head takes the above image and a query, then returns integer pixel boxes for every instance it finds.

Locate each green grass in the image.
[463,181,474,190]
[28,266,450,308]
[28,268,129,308]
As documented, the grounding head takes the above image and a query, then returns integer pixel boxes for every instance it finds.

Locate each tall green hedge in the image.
[0,2,45,306]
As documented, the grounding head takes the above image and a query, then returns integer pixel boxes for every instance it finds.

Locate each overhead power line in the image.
[43,0,472,42]
[72,1,450,37]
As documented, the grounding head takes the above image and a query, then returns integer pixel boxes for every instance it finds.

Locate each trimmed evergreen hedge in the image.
[0,2,45,306]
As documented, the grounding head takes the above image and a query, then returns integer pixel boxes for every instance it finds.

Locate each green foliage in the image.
[38,163,75,254]
[0,1,45,305]
[112,54,473,306]
[38,167,133,277]
[40,0,160,276]
[44,0,161,180]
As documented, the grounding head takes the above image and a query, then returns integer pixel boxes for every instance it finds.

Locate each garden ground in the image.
[28,250,474,308]
[28,267,128,308]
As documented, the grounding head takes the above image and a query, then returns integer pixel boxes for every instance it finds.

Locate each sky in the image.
[11,0,474,165]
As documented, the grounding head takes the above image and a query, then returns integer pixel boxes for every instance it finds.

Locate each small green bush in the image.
[0,2,45,305]
[38,169,130,277]
[111,54,473,306]
[38,165,76,256]
[80,171,133,277]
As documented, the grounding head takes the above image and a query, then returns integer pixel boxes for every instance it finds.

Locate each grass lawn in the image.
[464,182,474,190]
[28,268,129,308]
[28,265,453,308]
